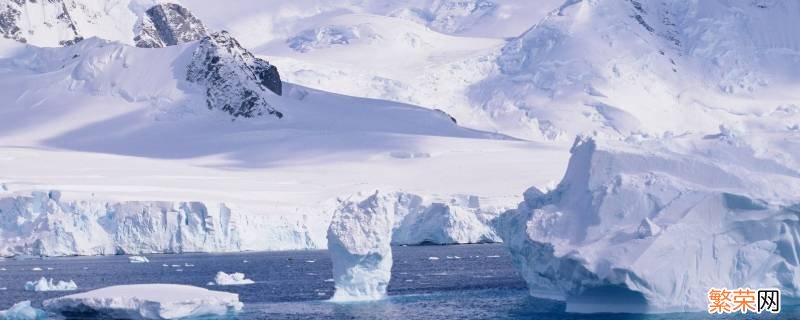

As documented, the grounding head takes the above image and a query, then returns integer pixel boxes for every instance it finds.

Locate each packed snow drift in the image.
[42,284,243,319]
[24,277,78,292]
[496,133,800,313]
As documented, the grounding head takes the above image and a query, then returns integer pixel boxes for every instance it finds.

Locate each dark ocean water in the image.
[0,244,795,319]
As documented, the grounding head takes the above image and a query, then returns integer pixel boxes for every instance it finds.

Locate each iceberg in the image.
[128,256,150,263]
[213,271,254,285]
[42,284,243,320]
[496,135,800,313]
[24,277,78,292]
[0,301,46,320]
[327,192,395,301]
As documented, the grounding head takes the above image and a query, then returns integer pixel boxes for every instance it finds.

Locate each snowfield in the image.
[42,284,243,319]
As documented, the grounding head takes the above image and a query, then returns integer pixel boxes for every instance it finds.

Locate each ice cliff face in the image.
[0,190,317,257]
[134,3,208,48]
[496,133,800,313]
[187,31,283,118]
[326,190,504,300]
[327,192,395,301]
[0,188,502,257]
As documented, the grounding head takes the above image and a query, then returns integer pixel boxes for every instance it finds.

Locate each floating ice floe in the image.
[42,284,243,320]
[128,256,149,263]
[327,192,394,301]
[496,135,800,313]
[427,257,439,261]
[0,301,46,320]
[213,271,254,285]
[30,267,41,271]
[24,277,78,292]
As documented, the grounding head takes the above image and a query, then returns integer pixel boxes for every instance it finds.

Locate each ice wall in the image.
[496,134,800,313]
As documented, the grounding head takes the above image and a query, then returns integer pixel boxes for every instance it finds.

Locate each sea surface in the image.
[0,244,795,319]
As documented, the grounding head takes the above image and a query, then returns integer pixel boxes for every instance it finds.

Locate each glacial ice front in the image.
[496,134,800,313]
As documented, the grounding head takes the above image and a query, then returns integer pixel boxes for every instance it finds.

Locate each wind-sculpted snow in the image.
[0,190,318,257]
[327,192,395,301]
[134,3,208,48]
[496,133,800,313]
[187,31,283,118]
[0,0,82,46]
[43,284,243,319]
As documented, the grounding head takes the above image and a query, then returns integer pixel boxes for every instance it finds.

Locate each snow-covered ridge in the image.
[496,133,800,313]
[134,2,207,48]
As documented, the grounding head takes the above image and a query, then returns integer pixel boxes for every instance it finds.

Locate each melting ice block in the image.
[327,192,395,301]
[0,301,46,320]
[24,277,78,292]
[214,271,254,285]
[496,135,800,313]
[42,284,243,319]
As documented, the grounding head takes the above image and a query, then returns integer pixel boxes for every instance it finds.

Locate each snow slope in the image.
[496,132,800,313]
[0,26,569,256]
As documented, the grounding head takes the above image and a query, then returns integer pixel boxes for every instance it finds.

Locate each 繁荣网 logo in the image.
[708,287,780,314]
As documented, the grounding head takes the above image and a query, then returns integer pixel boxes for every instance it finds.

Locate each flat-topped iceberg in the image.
[327,192,395,301]
[24,277,78,292]
[42,284,243,319]
[213,271,254,285]
[496,134,800,313]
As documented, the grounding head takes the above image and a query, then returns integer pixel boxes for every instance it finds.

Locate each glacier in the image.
[496,133,800,313]
[0,188,504,257]
[42,284,243,319]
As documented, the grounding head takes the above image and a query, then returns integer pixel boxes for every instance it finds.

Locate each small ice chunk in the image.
[213,272,254,286]
[43,284,243,320]
[31,267,42,271]
[428,257,440,260]
[128,256,149,263]
[0,301,46,320]
[46,268,53,271]
[305,260,316,263]
[170,265,180,268]
[242,260,248,263]
[162,264,168,267]
[25,277,78,292]
[324,278,334,282]
[184,263,194,267]
[486,255,500,258]
[175,269,183,272]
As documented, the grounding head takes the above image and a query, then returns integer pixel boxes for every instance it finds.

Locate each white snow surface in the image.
[0,30,567,257]
[24,277,78,292]
[213,271,254,286]
[0,301,46,320]
[42,284,243,319]
[327,191,395,301]
[496,133,800,313]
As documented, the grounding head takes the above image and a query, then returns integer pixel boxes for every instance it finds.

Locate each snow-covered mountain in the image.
[1,0,799,313]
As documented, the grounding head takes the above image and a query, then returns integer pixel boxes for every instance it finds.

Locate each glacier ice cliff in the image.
[496,134,800,313]
[0,189,502,257]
